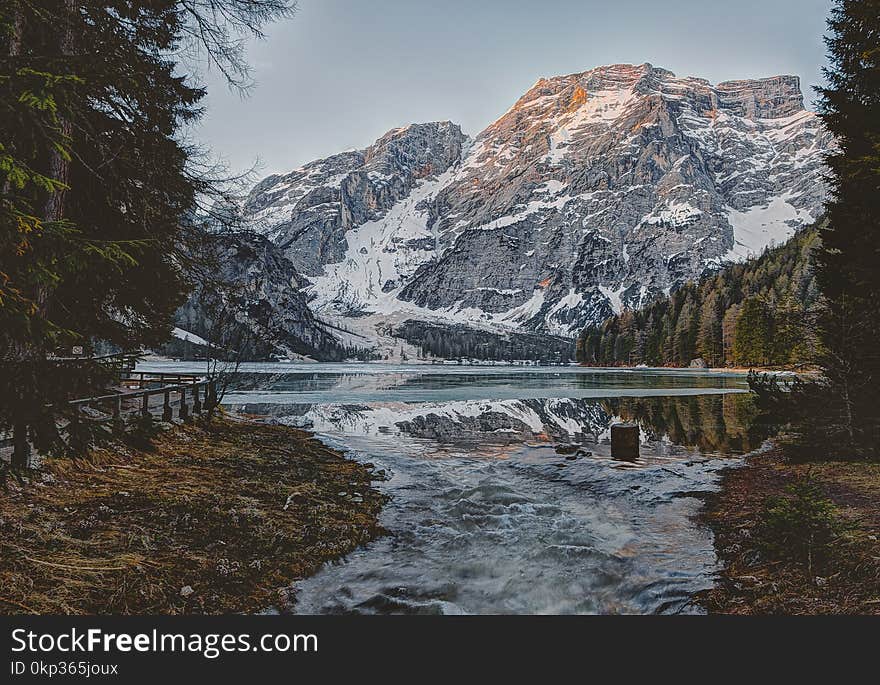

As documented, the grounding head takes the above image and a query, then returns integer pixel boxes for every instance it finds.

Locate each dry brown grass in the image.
[698,449,880,614]
[0,416,386,615]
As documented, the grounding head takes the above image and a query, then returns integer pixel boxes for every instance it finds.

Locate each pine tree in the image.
[615,310,636,363]
[673,292,698,365]
[721,303,740,365]
[811,0,880,455]
[733,297,773,367]
[773,294,808,365]
[697,291,723,366]
[575,227,821,368]
[0,1,294,462]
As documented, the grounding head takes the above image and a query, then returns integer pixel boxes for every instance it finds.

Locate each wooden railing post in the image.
[11,423,30,469]
[178,386,189,421]
[192,383,202,413]
[141,391,150,417]
[204,380,217,412]
[68,405,80,449]
[162,389,172,422]
[112,395,123,432]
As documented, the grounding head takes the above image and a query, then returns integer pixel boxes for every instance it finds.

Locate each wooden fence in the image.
[1,358,217,467]
[70,371,215,425]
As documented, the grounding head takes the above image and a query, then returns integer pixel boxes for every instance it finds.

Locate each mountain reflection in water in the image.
[231,391,768,461]
[140,363,770,614]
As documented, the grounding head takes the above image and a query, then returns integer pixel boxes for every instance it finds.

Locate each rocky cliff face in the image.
[243,122,466,282]
[174,233,345,360]
[239,63,831,353]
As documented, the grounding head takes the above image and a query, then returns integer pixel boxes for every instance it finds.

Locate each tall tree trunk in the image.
[7,3,28,467]
[42,0,75,225]
[6,3,23,55]
[9,0,77,467]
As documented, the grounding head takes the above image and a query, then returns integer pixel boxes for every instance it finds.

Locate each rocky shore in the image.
[0,417,386,614]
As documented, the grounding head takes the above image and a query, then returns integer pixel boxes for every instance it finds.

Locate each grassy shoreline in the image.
[698,446,880,614]
[0,416,386,615]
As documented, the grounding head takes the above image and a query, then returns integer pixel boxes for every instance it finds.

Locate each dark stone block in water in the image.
[611,423,639,461]
[554,443,582,455]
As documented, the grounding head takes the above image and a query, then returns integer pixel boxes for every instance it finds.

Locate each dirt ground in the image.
[0,416,386,614]
[698,448,880,614]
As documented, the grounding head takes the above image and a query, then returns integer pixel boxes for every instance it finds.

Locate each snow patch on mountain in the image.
[172,327,211,347]
[305,170,451,314]
[722,192,815,261]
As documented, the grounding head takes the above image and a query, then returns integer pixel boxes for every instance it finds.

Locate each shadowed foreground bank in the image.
[0,418,386,614]
[699,449,880,614]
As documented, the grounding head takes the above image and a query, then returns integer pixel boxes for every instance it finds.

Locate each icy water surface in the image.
[139,362,770,614]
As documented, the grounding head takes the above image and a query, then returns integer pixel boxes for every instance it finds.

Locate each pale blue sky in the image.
[193,0,833,177]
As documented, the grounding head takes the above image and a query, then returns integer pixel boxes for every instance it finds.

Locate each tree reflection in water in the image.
[607,393,771,455]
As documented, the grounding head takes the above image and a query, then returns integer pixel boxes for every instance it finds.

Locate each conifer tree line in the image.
[576,227,822,368]
[754,0,880,461]
[394,320,576,362]
[0,1,294,464]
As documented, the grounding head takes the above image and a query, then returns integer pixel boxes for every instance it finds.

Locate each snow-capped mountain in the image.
[240,63,831,353]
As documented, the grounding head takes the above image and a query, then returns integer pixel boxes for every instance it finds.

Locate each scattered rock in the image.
[284,417,314,429]
[396,411,532,443]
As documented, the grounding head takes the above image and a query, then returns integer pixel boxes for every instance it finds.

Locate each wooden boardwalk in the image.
[1,362,215,467]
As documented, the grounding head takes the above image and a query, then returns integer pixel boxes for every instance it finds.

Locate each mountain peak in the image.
[364,121,466,176]
[715,74,805,118]
[511,64,807,122]
[238,63,831,349]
